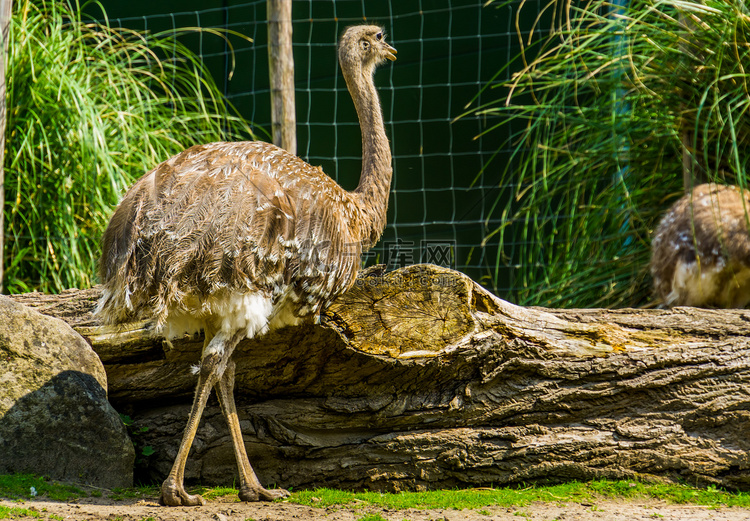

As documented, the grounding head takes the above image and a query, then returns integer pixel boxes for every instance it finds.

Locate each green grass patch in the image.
[0,505,45,519]
[356,515,388,521]
[194,486,242,502]
[290,481,750,510]
[0,474,82,502]
[2,474,750,512]
[108,486,158,500]
[585,481,750,507]
[0,505,42,519]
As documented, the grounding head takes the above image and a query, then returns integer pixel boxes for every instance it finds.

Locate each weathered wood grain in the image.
[10,264,750,491]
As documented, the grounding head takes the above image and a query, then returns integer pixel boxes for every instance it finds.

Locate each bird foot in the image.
[238,485,290,502]
[159,479,205,507]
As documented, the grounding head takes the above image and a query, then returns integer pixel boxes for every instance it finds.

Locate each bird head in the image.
[338,25,397,73]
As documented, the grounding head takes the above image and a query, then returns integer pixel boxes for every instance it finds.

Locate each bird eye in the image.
[376,32,383,41]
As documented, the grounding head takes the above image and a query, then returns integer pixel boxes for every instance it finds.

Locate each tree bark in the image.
[9,264,750,491]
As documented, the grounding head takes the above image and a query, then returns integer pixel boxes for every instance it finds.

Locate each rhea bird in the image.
[96,25,397,506]
[650,183,750,308]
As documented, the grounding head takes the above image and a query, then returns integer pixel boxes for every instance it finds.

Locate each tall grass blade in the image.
[473,0,750,307]
[3,0,255,293]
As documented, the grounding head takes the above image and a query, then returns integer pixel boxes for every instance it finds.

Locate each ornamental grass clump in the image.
[473,0,750,307]
[4,0,254,293]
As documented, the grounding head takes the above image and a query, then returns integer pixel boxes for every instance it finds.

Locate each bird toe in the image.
[239,485,290,502]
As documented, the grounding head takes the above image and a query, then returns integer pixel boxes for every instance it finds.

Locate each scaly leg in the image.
[159,328,241,506]
[214,359,290,501]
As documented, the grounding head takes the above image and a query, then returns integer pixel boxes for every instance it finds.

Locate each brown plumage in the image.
[650,183,750,308]
[96,25,396,506]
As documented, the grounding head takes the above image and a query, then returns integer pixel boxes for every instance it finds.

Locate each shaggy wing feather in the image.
[97,141,363,327]
[651,183,750,305]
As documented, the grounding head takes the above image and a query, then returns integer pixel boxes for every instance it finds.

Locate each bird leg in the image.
[159,328,242,507]
[214,358,291,501]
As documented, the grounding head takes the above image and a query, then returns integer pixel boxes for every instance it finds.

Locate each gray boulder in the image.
[0,295,134,488]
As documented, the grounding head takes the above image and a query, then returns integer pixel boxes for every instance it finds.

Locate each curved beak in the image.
[385,44,397,61]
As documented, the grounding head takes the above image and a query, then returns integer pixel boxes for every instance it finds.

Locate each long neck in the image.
[343,64,393,249]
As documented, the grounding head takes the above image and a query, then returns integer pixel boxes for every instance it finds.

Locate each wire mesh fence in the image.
[91,0,549,300]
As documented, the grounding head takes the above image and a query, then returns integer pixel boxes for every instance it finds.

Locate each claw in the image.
[239,485,290,502]
[160,478,205,506]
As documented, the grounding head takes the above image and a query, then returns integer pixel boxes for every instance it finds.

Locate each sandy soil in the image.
[3,493,750,521]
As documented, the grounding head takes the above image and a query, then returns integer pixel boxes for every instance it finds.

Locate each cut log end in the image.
[324,264,482,358]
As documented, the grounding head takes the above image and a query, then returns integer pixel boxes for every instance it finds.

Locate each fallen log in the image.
[9,264,750,492]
